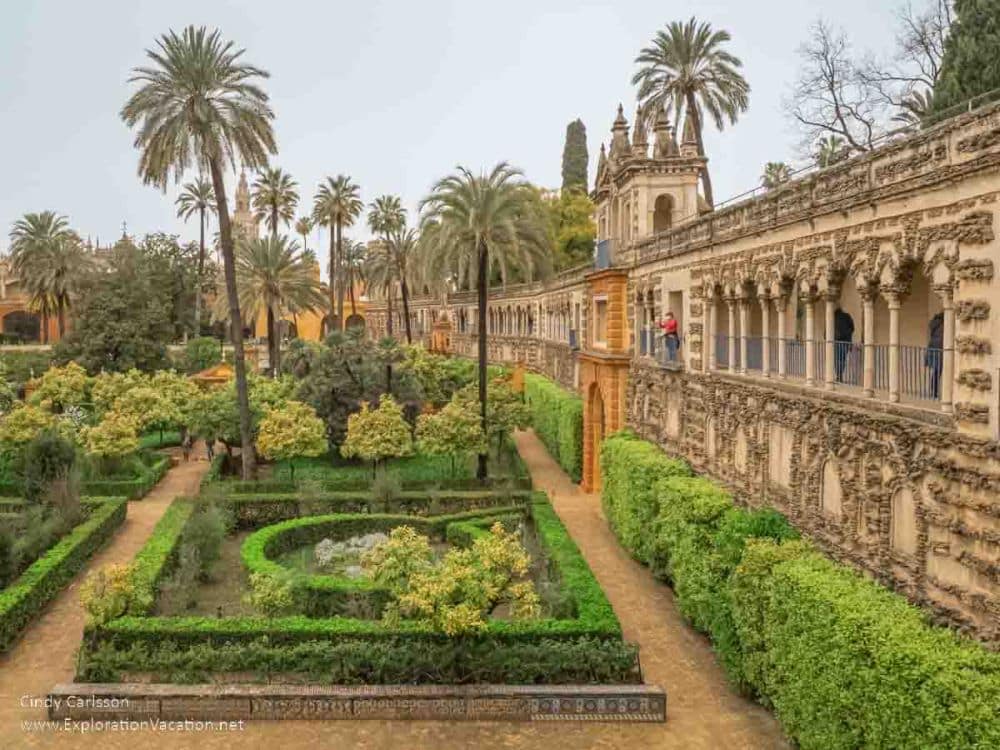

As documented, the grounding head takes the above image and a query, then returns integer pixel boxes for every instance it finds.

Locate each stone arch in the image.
[653,194,674,233]
[821,457,843,519]
[345,313,365,330]
[584,382,607,493]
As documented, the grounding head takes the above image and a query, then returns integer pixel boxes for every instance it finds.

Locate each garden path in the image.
[0,433,789,749]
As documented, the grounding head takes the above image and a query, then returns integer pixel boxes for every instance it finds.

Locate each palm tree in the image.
[419,163,552,480]
[892,89,934,128]
[312,175,362,333]
[175,178,216,336]
[632,17,750,208]
[816,135,848,168]
[368,195,410,341]
[294,216,312,254]
[343,239,367,319]
[222,235,326,376]
[761,162,792,190]
[252,167,298,238]
[121,25,277,479]
[9,211,90,339]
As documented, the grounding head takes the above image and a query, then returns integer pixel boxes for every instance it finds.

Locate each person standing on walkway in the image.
[833,306,855,383]
[927,311,944,399]
[659,312,680,363]
[181,433,193,461]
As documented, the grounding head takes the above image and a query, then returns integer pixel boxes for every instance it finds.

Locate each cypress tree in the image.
[933,0,1000,114]
[560,119,589,193]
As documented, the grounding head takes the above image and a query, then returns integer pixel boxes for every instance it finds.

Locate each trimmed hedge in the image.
[215,489,533,529]
[79,493,635,684]
[128,500,196,615]
[524,374,583,482]
[600,432,1000,748]
[0,499,126,651]
[0,452,170,500]
[600,431,691,562]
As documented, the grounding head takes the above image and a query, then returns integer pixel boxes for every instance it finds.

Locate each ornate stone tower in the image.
[592,104,705,266]
[233,172,259,240]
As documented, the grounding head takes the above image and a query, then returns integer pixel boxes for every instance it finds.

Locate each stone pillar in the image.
[761,295,771,378]
[738,296,749,375]
[805,294,816,387]
[862,290,876,398]
[886,291,901,403]
[825,293,836,390]
[727,298,737,374]
[939,287,955,413]
[707,295,717,371]
[776,296,787,379]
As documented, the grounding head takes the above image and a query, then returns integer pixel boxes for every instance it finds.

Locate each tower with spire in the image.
[592,102,705,265]
[233,171,259,240]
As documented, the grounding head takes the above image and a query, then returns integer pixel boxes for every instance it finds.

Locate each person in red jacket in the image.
[659,312,680,362]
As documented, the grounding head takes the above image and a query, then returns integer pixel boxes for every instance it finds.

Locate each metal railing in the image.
[651,333,683,367]
[715,334,729,369]
[902,345,942,401]
[767,337,779,373]
[569,329,579,350]
[746,337,763,372]
[832,341,862,386]
[783,338,806,379]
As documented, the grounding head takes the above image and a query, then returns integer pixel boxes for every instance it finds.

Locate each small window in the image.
[594,297,609,346]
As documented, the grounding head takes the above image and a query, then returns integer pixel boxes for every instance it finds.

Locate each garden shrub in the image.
[182,504,230,579]
[524,373,583,482]
[731,540,1000,749]
[20,428,77,504]
[600,431,691,562]
[0,499,126,651]
[81,563,136,625]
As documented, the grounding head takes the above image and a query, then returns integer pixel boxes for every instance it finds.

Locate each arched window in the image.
[653,194,673,233]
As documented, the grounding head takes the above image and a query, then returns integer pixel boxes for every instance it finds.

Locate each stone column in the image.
[805,294,816,387]
[761,295,771,378]
[738,296,749,374]
[727,298,737,374]
[938,287,955,413]
[776,296,787,379]
[707,295,717,371]
[824,293,836,390]
[862,289,876,398]
[886,291,901,403]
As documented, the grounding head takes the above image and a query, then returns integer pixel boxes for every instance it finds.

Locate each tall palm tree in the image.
[312,175,362,333]
[252,167,298,238]
[368,195,410,341]
[632,17,750,208]
[221,235,326,376]
[761,162,792,190]
[294,216,312,254]
[175,178,216,336]
[9,211,90,339]
[816,135,847,168]
[364,240,398,390]
[419,163,552,479]
[121,25,277,479]
[343,239,367,319]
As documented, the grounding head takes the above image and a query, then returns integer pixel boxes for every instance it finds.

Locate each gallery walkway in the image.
[0,434,788,749]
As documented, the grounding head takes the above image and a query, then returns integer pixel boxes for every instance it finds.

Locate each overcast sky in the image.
[1,0,905,253]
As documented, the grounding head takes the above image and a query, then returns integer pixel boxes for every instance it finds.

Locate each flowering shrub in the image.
[80,563,135,625]
[363,522,540,635]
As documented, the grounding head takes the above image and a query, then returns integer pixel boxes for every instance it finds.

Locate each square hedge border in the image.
[0,498,127,652]
[0,451,170,501]
[78,492,641,685]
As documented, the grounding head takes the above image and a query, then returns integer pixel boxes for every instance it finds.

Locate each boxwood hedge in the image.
[78,493,635,684]
[524,374,583,482]
[0,498,126,651]
[600,431,1000,748]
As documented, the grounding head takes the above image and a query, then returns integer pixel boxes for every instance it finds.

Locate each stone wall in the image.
[366,101,1000,644]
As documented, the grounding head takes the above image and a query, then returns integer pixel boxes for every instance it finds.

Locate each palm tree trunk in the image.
[385,283,394,390]
[57,297,66,339]
[349,267,357,317]
[41,313,48,345]
[334,221,337,336]
[267,306,280,377]
[194,207,205,336]
[476,240,489,481]
[400,277,413,345]
[686,91,714,209]
[336,220,345,331]
[208,157,256,479]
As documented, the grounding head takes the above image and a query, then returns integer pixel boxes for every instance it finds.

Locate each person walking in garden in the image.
[833,306,854,383]
[181,433,193,462]
[659,311,680,363]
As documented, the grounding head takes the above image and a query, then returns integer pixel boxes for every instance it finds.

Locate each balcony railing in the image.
[569,328,579,350]
[902,345,943,400]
